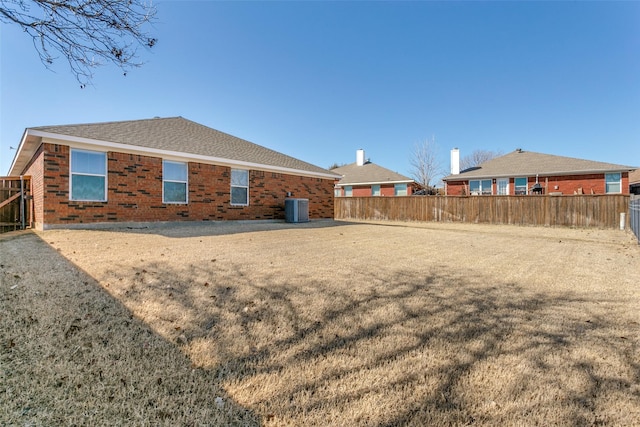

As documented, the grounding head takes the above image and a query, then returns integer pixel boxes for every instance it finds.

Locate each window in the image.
[70,149,107,201]
[371,184,381,196]
[334,188,341,197]
[394,183,408,196]
[514,177,528,195]
[163,160,188,203]
[497,179,509,195]
[231,169,249,205]
[469,179,492,195]
[344,186,353,197]
[605,173,621,194]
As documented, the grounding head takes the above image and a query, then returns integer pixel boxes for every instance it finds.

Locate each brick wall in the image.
[22,145,46,229]
[446,173,630,196]
[33,143,335,228]
[338,183,413,197]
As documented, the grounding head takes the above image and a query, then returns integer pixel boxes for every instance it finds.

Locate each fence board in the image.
[335,195,630,229]
[0,176,31,233]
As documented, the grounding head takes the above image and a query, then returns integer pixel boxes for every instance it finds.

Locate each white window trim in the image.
[605,172,622,194]
[469,179,492,195]
[69,148,107,202]
[230,169,249,206]
[394,183,408,196]
[514,177,528,195]
[162,160,189,204]
[372,184,381,196]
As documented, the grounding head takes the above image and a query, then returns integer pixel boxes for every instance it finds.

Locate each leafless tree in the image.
[409,136,445,191]
[460,149,502,171]
[1,0,157,86]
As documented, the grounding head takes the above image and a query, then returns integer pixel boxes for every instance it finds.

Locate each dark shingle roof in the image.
[443,149,636,181]
[26,117,338,177]
[332,161,414,186]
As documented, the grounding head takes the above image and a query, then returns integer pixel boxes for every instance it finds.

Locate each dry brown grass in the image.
[2,220,640,426]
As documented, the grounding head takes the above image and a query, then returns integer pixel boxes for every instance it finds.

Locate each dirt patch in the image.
[2,220,639,426]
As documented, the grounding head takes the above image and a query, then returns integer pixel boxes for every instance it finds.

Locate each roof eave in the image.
[443,168,637,181]
[12,129,341,180]
[336,179,415,187]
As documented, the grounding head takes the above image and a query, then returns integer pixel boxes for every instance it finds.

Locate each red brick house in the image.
[332,149,416,197]
[443,149,636,196]
[7,117,340,229]
[630,169,640,195]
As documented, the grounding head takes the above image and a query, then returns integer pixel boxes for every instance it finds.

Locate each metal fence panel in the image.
[631,195,640,243]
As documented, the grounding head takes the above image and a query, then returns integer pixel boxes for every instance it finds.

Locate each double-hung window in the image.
[231,169,249,205]
[514,177,528,195]
[344,186,353,197]
[394,183,407,196]
[469,179,492,195]
[605,173,621,194]
[371,184,381,196]
[70,149,107,201]
[163,160,188,204]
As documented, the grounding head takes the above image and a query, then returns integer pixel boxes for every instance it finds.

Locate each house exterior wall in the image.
[29,143,334,229]
[336,184,413,197]
[445,173,630,196]
[22,144,46,229]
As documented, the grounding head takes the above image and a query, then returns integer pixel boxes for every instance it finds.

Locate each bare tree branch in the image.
[460,149,503,172]
[1,0,157,86]
[409,136,445,190]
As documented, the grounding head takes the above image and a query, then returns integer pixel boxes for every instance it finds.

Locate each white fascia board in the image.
[335,179,414,187]
[7,129,34,176]
[30,130,340,180]
[444,169,635,181]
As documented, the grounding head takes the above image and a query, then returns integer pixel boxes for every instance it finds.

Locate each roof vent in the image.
[516,148,523,153]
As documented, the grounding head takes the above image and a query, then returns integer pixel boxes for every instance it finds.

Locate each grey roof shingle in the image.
[28,117,338,177]
[443,149,636,181]
[332,161,414,186]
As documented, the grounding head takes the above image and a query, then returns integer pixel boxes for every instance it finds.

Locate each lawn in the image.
[1,221,639,426]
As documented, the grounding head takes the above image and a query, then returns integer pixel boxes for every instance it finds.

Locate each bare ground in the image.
[1,220,639,426]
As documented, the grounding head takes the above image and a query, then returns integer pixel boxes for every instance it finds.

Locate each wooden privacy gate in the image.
[0,176,31,233]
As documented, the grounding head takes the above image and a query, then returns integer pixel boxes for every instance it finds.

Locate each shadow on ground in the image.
[95,240,640,425]
[0,233,260,426]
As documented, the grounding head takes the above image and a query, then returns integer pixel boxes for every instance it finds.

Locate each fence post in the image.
[20,175,25,230]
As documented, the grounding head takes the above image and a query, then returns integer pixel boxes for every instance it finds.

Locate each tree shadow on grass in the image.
[96,252,640,426]
[0,233,260,426]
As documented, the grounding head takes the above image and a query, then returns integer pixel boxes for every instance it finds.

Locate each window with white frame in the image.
[514,177,528,195]
[231,169,249,205]
[70,149,107,201]
[605,173,621,194]
[371,184,381,196]
[344,186,353,197]
[394,183,407,196]
[163,160,188,204]
[469,179,492,195]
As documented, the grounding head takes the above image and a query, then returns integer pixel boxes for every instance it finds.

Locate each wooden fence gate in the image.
[0,176,31,233]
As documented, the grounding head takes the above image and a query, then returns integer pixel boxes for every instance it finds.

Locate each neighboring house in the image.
[332,149,415,197]
[442,148,636,196]
[8,117,340,229]
[630,169,640,195]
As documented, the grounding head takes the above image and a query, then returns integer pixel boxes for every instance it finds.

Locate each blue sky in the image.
[1,1,639,178]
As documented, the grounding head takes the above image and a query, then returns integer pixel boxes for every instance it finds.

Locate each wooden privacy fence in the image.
[335,195,630,229]
[0,176,31,233]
